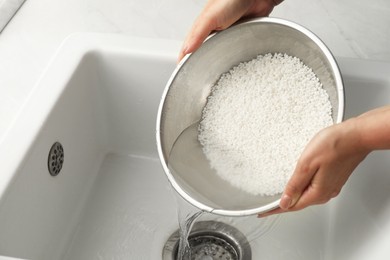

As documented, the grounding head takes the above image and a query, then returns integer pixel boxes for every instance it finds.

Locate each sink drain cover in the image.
[163,221,251,260]
[189,234,238,259]
[48,142,64,176]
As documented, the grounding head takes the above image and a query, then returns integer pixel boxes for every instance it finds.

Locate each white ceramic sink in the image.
[0,33,390,260]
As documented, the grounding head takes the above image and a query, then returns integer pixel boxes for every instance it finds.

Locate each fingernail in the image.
[280,194,292,210]
[181,44,189,56]
[257,213,269,218]
[178,45,188,63]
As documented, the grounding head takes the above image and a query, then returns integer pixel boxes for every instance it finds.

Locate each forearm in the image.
[350,105,390,151]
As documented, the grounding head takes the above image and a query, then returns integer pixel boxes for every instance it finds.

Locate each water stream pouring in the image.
[163,221,252,260]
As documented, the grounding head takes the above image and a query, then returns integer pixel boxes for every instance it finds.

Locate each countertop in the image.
[0,0,389,143]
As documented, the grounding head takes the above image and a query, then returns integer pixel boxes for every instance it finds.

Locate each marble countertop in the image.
[0,0,389,143]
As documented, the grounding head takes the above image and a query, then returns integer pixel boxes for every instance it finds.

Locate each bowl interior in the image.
[159,18,343,215]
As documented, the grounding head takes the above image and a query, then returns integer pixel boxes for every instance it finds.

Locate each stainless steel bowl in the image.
[156,17,344,216]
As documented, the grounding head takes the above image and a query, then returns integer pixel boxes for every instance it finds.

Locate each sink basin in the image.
[0,33,390,260]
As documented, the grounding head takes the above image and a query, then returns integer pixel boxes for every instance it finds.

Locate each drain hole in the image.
[163,221,251,260]
[187,233,239,259]
[48,142,64,176]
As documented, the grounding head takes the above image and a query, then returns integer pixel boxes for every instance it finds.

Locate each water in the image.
[167,123,282,259]
[167,122,216,187]
[172,190,282,260]
[177,210,204,260]
[167,122,211,259]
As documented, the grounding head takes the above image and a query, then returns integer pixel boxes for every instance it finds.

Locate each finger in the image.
[287,169,343,211]
[288,183,331,211]
[178,0,252,62]
[280,161,319,210]
[177,13,217,62]
[257,207,285,218]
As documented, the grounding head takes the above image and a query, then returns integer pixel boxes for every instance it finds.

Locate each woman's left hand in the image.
[259,118,370,217]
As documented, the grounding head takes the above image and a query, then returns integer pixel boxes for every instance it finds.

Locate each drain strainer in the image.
[48,142,64,176]
[188,234,238,259]
[163,221,251,260]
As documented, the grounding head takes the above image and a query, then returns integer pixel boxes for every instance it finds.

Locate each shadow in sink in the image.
[328,72,390,260]
[0,35,390,260]
[343,75,390,220]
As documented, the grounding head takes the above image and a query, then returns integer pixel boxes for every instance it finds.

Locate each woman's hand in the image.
[260,105,390,217]
[178,0,283,62]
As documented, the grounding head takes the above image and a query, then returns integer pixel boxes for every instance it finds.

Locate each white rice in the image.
[198,53,333,196]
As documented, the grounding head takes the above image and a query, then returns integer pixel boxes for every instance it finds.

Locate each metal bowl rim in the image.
[156,17,344,216]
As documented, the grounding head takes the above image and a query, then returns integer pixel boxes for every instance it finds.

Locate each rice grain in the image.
[198,53,333,196]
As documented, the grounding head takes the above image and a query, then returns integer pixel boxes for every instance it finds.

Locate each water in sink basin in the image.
[0,34,390,260]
